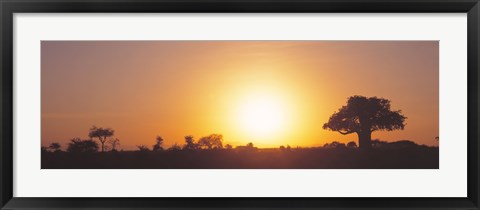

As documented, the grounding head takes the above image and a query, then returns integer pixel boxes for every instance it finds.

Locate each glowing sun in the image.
[237,95,287,138]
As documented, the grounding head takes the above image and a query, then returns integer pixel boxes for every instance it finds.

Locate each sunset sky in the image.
[41,41,438,150]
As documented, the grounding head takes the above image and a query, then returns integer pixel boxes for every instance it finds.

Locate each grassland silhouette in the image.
[41,96,438,169]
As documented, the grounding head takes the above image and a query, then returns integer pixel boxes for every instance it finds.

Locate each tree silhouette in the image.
[67,138,99,153]
[183,135,198,150]
[88,126,114,152]
[48,142,62,152]
[323,96,406,149]
[152,136,164,151]
[198,134,223,149]
[224,144,233,149]
[107,138,120,151]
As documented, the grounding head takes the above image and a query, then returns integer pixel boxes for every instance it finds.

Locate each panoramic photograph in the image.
[41,41,439,169]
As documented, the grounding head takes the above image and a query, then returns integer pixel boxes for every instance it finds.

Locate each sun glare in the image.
[237,94,287,139]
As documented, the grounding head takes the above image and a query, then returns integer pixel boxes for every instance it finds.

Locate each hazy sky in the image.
[41,41,439,150]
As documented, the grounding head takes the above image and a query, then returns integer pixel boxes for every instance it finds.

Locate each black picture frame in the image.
[1,0,479,209]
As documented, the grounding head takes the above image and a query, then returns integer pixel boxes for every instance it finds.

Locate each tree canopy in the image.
[183,135,198,150]
[197,134,223,149]
[88,126,114,152]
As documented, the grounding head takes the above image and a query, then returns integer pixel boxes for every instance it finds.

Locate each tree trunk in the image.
[357,131,372,149]
[101,137,106,152]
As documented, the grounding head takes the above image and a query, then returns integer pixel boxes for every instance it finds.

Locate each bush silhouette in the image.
[67,138,99,153]
[236,142,257,151]
[168,143,181,151]
[323,141,346,149]
[137,145,150,152]
[48,142,62,152]
[346,141,357,149]
[386,140,418,149]
[371,139,389,148]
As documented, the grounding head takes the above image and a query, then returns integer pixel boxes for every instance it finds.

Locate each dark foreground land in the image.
[42,146,438,169]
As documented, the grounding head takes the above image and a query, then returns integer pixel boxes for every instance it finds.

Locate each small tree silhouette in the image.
[198,134,223,149]
[152,136,164,151]
[88,126,114,152]
[48,142,62,152]
[323,96,406,149]
[67,138,99,153]
[107,138,120,151]
[183,135,198,150]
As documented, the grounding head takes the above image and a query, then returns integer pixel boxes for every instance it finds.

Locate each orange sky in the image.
[41,41,439,150]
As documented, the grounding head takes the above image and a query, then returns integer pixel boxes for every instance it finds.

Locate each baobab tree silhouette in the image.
[323,95,407,149]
